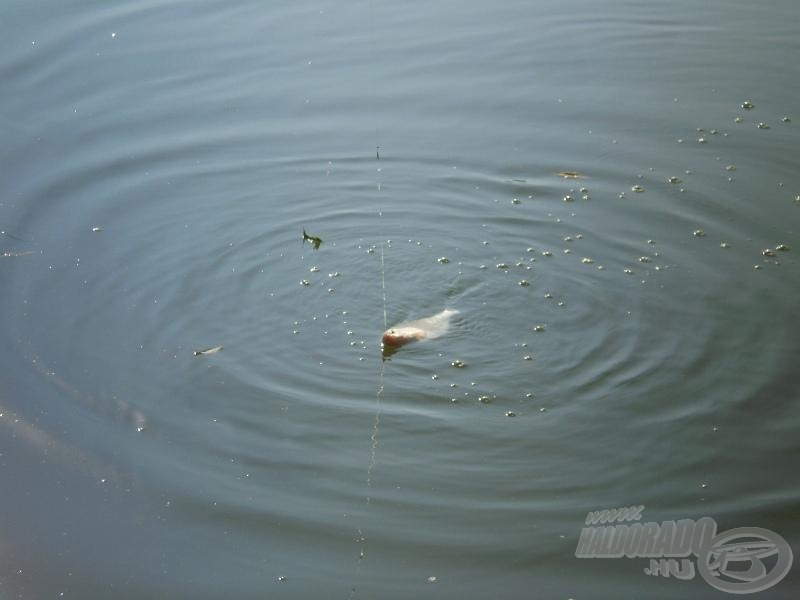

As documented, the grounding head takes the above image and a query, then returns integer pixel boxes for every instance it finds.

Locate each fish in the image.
[382,309,459,350]
[193,345,223,356]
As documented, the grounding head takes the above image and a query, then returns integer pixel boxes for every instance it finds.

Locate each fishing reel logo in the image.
[575,506,793,594]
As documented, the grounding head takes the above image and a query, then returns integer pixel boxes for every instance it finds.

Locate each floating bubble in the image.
[720,242,730,248]
[300,279,310,286]
[734,116,743,123]
[638,256,651,263]
[725,165,736,171]
[496,263,509,269]
[541,251,552,257]
[581,257,594,264]
[623,268,633,275]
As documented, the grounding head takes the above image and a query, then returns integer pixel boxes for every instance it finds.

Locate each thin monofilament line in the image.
[379,225,387,330]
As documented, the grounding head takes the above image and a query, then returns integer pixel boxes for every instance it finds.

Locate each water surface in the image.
[1,0,799,598]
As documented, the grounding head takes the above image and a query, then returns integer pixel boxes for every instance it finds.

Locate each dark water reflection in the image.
[1,0,799,598]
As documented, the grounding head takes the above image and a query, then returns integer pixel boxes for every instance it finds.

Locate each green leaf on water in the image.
[302,228,323,250]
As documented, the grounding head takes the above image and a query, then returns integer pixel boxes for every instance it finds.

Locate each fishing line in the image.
[350,1,386,594]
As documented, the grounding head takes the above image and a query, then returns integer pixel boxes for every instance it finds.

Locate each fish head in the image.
[381,326,426,348]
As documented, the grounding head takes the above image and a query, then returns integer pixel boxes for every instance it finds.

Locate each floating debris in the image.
[300,279,311,286]
[427,576,437,583]
[302,228,323,249]
[562,195,575,202]
[505,411,516,418]
[734,116,743,123]
[523,355,533,361]
[720,242,730,249]
[697,137,707,144]
[638,256,651,263]
[782,116,791,123]
[563,236,573,242]
[451,360,466,368]
[668,176,682,184]
[693,230,706,237]
[762,249,776,257]
[518,280,530,286]
[496,263,509,269]
[555,171,586,179]
[741,101,755,110]
[511,198,521,205]
[757,122,770,130]
[631,185,645,193]
[91,226,103,232]
[533,324,546,332]
[623,268,633,275]
[328,271,340,278]
[193,346,223,356]
[776,244,790,252]
[541,251,552,257]
[581,257,594,264]
[1,250,35,258]
[309,266,320,273]
[437,256,450,264]
[478,395,492,403]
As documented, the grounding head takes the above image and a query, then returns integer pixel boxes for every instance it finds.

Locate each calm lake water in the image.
[1,0,799,598]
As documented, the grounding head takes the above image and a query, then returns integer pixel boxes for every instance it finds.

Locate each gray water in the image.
[1,0,799,598]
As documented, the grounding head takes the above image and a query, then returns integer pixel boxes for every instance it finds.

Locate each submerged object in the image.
[382,309,459,350]
[193,345,223,356]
